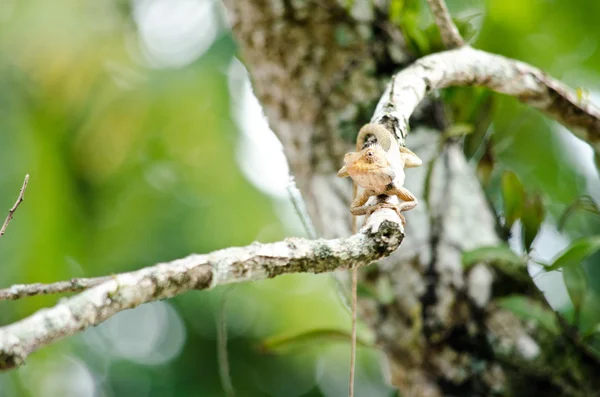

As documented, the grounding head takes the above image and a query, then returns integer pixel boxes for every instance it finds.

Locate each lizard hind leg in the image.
[350,189,371,211]
[350,200,407,226]
[387,186,418,211]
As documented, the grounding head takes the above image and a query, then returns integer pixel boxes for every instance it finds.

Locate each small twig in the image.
[217,286,236,397]
[0,277,112,300]
[348,186,358,397]
[349,261,358,397]
[288,175,352,312]
[425,0,465,49]
[0,175,30,238]
[287,176,317,239]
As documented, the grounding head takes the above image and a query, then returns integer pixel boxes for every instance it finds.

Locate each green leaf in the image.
[375,276,395,304]
[521,192,545,252]
[557,195,600,231]
[389,0,404,24]
[356,284,376,300]
[456,13,483,41]
[545,236,600,271]
[501,171,524,230]
[392,0,429,56]
[462,244,523,268]
[578,291,600,336]
[475,142,494,186]
[443,123,474,138]
[584,323,600,339]
[463,92,494,159]
[576,87,590,104]
[258,329,372,354]
[496,295,559,334]
[563,265,588,323]
[403,17,430,55]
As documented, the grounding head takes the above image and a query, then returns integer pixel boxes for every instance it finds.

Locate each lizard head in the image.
[363,148,380,163]
[342,145,393,189]
[340,145,389,173]
[355,145,389,169]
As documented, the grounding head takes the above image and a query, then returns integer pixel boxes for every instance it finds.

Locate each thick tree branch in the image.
[0,174,29,238]
[425,0,464,49]
[0,211,403,370]
[357,39,600,396]
[374,46,600,153]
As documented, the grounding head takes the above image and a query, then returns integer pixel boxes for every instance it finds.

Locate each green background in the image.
[1,0,599,396]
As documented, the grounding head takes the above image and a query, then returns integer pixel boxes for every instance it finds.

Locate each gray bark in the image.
[223,1,600,395]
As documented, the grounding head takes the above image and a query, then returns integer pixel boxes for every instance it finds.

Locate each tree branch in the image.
[3,6,599,382]
[0,277,112,300]
[0,174,29,238]
[0,211,403,370]
[374,46,600,153]
[425,0,465,49]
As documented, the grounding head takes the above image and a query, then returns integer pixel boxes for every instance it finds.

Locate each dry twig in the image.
[0,277,111,300]
[425,0,465,48]
[0,174,29,238]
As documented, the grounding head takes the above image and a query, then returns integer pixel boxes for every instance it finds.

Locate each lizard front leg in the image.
[351,185,418,224]
[349,189,370,211]
[387,185,418,212]
[349,190,403,222]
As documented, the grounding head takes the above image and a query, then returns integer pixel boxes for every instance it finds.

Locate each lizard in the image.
[336,123,422,397]
[337,123,422,224]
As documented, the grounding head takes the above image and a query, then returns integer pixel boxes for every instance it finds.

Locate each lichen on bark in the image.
[223,1,600,396]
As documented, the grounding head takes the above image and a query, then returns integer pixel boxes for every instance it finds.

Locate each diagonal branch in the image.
[0,174,30,239]
[0,210,403,371]
[425,0,465,49]
[374,46,600,153]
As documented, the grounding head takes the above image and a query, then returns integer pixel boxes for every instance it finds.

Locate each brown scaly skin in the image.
[337,124,422,224]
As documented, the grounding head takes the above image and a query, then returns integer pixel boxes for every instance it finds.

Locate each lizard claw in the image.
[368,203,406,226]
[351,202,407,226]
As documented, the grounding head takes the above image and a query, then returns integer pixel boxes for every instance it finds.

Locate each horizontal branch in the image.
[374,46,600,153]
[0,210,404,370]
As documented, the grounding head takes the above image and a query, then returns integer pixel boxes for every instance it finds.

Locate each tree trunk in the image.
[223,1,600,395]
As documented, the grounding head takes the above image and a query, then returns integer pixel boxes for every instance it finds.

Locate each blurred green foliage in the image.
[1,0,600,396]
[0,1,390,396]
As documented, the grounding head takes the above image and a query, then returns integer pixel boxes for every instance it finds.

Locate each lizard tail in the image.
[349,181,358,397]
[355,124,395,151]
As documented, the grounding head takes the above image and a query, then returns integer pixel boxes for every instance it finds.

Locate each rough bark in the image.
[223,1,600,396]
[0,212,403,370]
[375,46,600,153]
